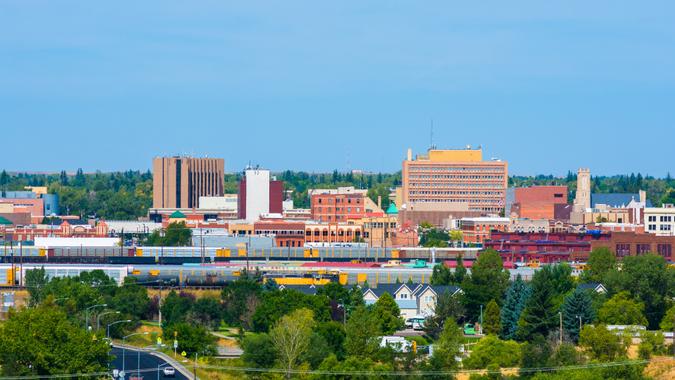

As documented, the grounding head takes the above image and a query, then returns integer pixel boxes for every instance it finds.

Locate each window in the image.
[648,215,656,222]
[649,224,657,231]
[657,244,672,257]
[636,244,650,254]
[616,243,631,256]
[660,224,672,231]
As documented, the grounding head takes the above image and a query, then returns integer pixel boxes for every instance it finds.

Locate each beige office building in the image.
[152,157,225,209]
[401,147,508,215]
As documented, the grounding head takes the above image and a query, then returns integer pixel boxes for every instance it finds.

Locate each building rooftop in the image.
[591,193,651,208]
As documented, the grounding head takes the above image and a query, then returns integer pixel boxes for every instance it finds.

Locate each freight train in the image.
[0,246,480,265]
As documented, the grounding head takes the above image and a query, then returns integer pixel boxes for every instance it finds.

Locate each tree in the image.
[483,300,501,335]
[637,330,665,359]
[660,305,675,331]
[452,257,467,285]
[345,306,380,358]
[561,288,595,343]
[25,267,48,306]
[578,324,627,362]
[582,248,616,283]
[430,263,452,285]
[0,305,109,376]
[424,291,465,340]
[604,254,672,329]
[221,278,262,329]
[316,321,347,360]
[463,335,521,369]
[517,266,561,341]
[241,333,276,368]
[520,334,553,377]
[500,275,531,340]
[371,292,404,334]
[427,318,463,374]
[598,292,648,326]
[187,297,222,330]
[461,250,510,321]
[160,291,195,326]
[163,322,216,356]
[252,289,330,332]
[270,308,315,379]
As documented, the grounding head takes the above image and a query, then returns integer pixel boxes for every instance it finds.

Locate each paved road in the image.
[110,347,190,380]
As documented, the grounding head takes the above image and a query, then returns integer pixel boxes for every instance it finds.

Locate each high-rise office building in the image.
[401,147,508,214]
[152,156,225,209]
[238,168,283,221]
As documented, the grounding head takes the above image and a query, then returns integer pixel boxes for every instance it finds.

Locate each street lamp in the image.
[97,311,120,331]
[85,303,107,331]
[107,319,132,339]
[479,304,483,335]
[122,332,148,379]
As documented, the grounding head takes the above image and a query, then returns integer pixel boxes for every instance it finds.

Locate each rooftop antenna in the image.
[430,119,436,150]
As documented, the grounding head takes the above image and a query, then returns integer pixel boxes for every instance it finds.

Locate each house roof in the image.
[363,283,408,298]
[577,282,607,293]
[279,284,320,295]
[386,203,398,215]
[591,193,652,208]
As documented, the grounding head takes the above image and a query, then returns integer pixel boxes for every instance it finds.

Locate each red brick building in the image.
[485,231,611,263]
[590,231,674,261]
[460,217,510,244]
[310,191,366,223]
[304,222,363,244]
[512,186,568,220]
[253,220,305,247]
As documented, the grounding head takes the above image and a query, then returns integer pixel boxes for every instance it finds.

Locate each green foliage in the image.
[371,292,404,334]
[221,278,262,329]
[187,297,223,330]
[430,263,452,285]
[424,291,465,340]
[461,250,510,321]
[517,265,571,341]
[578,324,627,362]
[315,321,347,360]
[344,306,380,358]
[163,322,216,356]
[483,300,501,335]
[660,304,675,331]
[316,354,394,380]
[463,335,521,369]
[241,333,276,369]
[500,275,531,340]
[0,305,110,376]
[519,334,553,377]
[25,267,48,306]
[604,254,673,329]
[145,222,192,246]
[270,308,315,375]
[427,318,463,374]
[638,330,666,359]
[252,289,330,332]
[561,288,595,343]
[598,291,648,326]
[419,227,450,247]
[581,247,616,283]
[161,290,195,326]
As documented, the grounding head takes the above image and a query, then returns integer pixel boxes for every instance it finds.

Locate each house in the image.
[363,283,462,320]
[577,282,607,294]
[278,284,321,296]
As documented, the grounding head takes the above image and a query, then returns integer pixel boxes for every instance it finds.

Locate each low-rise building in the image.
[363,283,462,319]
[460,217,510,244]
[644,205,675,236]
[590,231,674,260]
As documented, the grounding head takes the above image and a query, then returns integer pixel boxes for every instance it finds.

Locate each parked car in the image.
[405,317,426,330]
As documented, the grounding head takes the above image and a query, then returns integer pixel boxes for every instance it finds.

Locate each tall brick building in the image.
[152,157,225,209]
[309,187,367,223]
[512,186,568,220]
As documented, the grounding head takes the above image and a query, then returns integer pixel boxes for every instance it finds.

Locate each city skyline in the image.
[2,2,675,175]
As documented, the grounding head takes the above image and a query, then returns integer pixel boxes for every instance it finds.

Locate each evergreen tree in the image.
[483,299,501,335]
[59,170,68,185]
[430,263,451,285]
[452,256,466,285]
[500,275,531,340]
[561,288,595,343]
[517,266,560,341]
[461,250,510,321]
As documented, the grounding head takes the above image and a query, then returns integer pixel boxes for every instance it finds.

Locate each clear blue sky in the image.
[2,1,674,176]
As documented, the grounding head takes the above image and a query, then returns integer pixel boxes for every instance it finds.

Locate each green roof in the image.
[0,216,12,225]
[169,210,186,219]
[386,203,398,215]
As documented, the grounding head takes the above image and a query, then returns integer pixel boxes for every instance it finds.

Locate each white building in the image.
[363,283,462,320]
[644,205,675,236]
[199,195,238,211]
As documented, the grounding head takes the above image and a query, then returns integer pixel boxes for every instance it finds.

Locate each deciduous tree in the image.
[270,308,315,378]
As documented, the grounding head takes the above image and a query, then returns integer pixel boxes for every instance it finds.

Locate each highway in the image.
[110,346,190,380]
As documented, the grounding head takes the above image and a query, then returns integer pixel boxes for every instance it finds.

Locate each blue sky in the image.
[1,1,674,176]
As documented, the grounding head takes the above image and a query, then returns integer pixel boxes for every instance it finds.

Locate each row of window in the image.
[409,175,505,180]
[305,230,362,237]
[647,224,672,231]
[409,191,502,196]
[615,243,672,257]
[314,207,362,213]
[315,198,362,204]
[363,222,397,229]
[409,167,504,172]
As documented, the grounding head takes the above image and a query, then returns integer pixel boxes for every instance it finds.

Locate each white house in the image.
[363,283,462,320]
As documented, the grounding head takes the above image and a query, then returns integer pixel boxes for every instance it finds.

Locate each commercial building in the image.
[460,217,510,244]
[591,231,674,260]
[152,156,225,209]
[199,195,238,211]
[310,187,368,223]
[304,222,362,245]
[485,231,612,263]
[400,147,507,227]
[253,220,305,247]
[237,168,283,221]
[511,186,568,220]
[644,205,675,236]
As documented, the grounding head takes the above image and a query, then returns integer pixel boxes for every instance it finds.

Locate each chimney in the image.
[377,195,382,209]
[406,148,412,161]
[639,190,646,204]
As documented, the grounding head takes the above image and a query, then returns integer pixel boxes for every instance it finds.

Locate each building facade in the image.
[152,157,225,209]
[591,231,674,260]
[644,206,675,236]
[512,186,568,220]
[401,147,508,215]
[237,169,283,221]
[460,217,510,244]
[310,187,367,223]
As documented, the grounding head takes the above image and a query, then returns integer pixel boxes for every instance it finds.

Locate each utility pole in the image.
[559,312,563,345]
[193,353,198,380]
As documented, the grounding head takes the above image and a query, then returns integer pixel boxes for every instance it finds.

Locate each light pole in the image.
[97,311,120,331]
[85,303,107,331]
[107,319,132,339]
[479,304,483,335]
[559,312,563,345]
[122,332,148,379]
[576,315,582,333]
